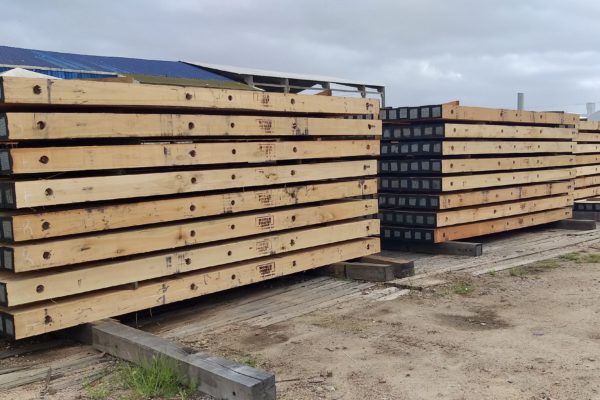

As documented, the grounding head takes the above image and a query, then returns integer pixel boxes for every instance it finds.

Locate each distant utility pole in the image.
[517,92,524,110]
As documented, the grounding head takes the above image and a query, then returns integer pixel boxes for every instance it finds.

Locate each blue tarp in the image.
[0,45,232,81]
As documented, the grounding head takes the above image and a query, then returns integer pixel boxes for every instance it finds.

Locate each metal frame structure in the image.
[185,62,386,106]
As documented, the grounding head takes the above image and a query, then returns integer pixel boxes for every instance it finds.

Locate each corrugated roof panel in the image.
[0,45,232,81]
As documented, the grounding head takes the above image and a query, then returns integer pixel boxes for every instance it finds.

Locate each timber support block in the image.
[344,262,396,282]
[315,255,415,282]
[72,319,276,400]
[550,218,597,231]
[383,241,483,257]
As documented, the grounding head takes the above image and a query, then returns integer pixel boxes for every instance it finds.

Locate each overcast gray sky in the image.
[1,0,598,113]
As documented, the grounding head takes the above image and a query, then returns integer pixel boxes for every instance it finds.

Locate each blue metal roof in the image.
[0,45,232,81]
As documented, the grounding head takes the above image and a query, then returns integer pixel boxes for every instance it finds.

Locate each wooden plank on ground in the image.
[0,77,379,115]
[0,112,381,140]
[0,219,379,305]
[85,320,276,400]
[0,140,378,174]
[433,207,572,242]
[0,199,377,272]
[0,237,380,339]
[0,179,377,241]
[0,159,377,208]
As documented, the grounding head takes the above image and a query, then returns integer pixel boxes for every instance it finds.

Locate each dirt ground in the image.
[3,249,600,399]
[179,252,600,400]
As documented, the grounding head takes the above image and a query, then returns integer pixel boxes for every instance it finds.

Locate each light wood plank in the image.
[438,181,572,209]
[440,155,573,173]
[444,123,575,140]
[575,165,600,177]
[441,168,574,191]
[576,132,600,143]
[0,112,381,140]
[0,77,379,115]
[441,141,572,155]
[575,154,600,166]
[574,186,600,199]
[0,179,377,241]
[578,120,600,131]
[0,237,380,339]
[575,143,600,154]
[2,159,377,208]
[2,140,378,174]
[0,219,379,306]
[2,199,377,272]
[437,195,572,227]
[433,208,572,242]
[575,175,600,188]
[441,102,578,125]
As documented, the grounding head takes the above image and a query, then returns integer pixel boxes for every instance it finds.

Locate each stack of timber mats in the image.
[378,101,578,246]
[0,77,381,339]
[574,120,600,217]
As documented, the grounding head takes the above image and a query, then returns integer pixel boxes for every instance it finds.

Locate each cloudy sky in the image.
[1,0,598,113]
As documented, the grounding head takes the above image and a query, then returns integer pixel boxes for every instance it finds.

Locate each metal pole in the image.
[517,92,524,110]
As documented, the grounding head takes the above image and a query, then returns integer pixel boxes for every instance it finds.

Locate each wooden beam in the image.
[380,168,574,192]
[576,165,600,177]
[0,199,377,272]
[443,123,575,140]
[575,154,600,166]
[383,123,575,140]
[0,237,380,339]
[574,186,600,199]
[437,195,572,226]
[0,77,379,115]
[433,207,572,242]
[440,103,578,125]
[84,320,276,400]
[0,179,377,241]
[442,169,574,191]
[442,141,572,155]
[576,132,600,143]
[578,120,600,131]
[0,112,381,140]
[575,175,600,188]
[378,181,572,210]
[0,159,377,208]
[575,143,600,154]
[382,140,572,157]
[0,219,379,305]
[1,140,379,174]
[438,181,572,209]
[381,155,574,175]
[381,195,572,228]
